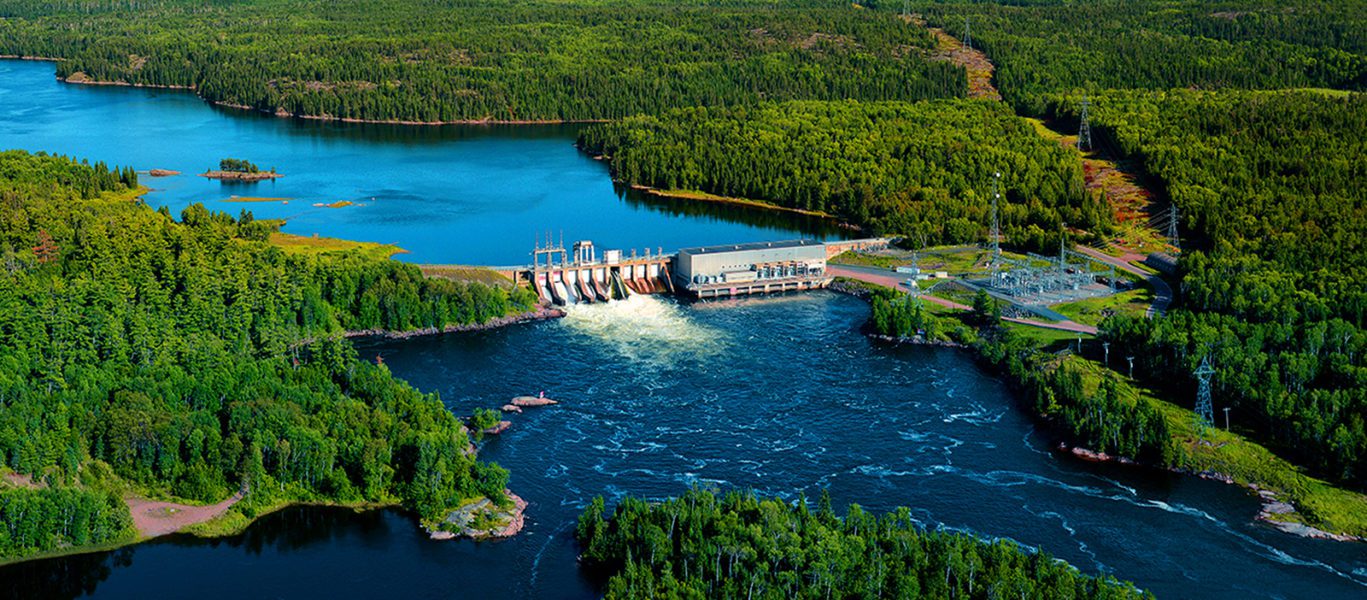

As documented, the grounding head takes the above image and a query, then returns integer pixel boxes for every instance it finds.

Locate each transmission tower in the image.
[989,172,1002,262]
[1194,355,1216,431]
[962,17,972,49]
[1167,203,1180,252]
[1077,96,1093,152]
[902,0,910,19]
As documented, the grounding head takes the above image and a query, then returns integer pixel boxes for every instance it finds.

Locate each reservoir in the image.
[1,60,1365,599]
[0,60,843,265]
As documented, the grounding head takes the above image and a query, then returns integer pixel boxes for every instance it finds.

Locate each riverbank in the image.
[213,100,609,126]
[62,72,193,90]
[836,279,1367,542]
[345,305,565,340]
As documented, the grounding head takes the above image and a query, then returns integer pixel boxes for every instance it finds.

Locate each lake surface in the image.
[1,59,1366,600]
[0,60,844,265]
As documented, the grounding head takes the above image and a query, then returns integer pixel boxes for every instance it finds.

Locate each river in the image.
[0,60,1364,600]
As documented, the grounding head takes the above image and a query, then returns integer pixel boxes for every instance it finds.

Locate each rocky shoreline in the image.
[346,305,565,340]
[429,490,528,540]
[1055,442,1364,543]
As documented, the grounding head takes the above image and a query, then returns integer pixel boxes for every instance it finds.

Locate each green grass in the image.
[267,232,405,260]
[1003,322,1092,345]
[1053,287,1153,326]
[417,265,515,287]
[1066,358,1367,538]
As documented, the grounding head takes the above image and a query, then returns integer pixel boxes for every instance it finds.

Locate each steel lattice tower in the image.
[1078,97,1093,152]
[1168,203,1181,252]
[1194,356,1215,430]
[963,17,972,49]
[990,172,1002,263]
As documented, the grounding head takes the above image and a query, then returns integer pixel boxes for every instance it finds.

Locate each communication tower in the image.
[989,172,1002,265]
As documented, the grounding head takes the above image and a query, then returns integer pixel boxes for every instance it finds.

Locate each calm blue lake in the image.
[0,60,844,266]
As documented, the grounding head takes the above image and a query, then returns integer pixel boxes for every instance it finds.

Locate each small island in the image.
[201,157,282,181]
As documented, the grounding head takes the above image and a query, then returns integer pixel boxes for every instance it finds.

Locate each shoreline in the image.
[345,305,565,340]
[0,59,611,126]
[831,280,1366,543]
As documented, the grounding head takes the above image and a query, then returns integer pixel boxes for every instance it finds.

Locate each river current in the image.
[0,60,1364,599]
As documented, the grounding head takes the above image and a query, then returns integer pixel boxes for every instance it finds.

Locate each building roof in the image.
[677,239,824,256]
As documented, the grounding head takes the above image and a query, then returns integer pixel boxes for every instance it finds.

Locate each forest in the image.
[580,100,1104,252]
[914,0,1367,114]
[1047,90,1367,485]
[576,488,1153,599]
[0,0,965,122]
[0,150,534,560]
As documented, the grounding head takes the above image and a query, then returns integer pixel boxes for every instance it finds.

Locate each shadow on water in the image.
[616,184,850,239]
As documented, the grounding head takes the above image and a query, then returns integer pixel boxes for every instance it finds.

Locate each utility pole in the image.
[1223,407,1231,431]
[1078,96,1093,152]
[1127,356,1135,378]
[1103,341,1111,366]
[1195,355,1216,432]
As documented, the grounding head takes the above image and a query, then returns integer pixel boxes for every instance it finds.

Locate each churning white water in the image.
[560,295,727,365]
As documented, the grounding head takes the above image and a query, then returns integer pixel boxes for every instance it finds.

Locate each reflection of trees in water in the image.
[0,508,397,599]
[0,546,130,600]
[616,185,850,239]
[206,105,590,147]
[176,507,391,557]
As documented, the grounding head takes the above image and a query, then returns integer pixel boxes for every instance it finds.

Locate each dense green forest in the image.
[915,0,1367,114]
[1045,90,1367,485]
[576,489,1153,599]
[0,150,534,560]
[0,0,964,122]
[581,100,1103,251]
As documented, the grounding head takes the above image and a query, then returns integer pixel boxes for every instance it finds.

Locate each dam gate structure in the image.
[514,237,848,305]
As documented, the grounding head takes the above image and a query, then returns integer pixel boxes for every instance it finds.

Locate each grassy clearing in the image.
[1053,287,1153,326]
[417,265,514,287]
[647,187,834,218]
[1067,358,1367,538]
[267,232,404,260]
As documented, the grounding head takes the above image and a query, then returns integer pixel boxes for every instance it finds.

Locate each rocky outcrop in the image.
[428,490,527,540]
[511,395,559,407]
[501,404,523,414]
[345,306,564,340]
[483,420,511,435]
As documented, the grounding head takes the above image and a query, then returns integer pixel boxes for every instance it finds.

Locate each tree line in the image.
[0,0,966,123]
[0,150,533,560]
[912,0,1367,115]
[1048,89,1367,486]
[576,488,1153,599]
[581,99,1106,253]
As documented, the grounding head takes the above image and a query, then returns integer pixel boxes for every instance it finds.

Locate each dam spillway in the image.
[511,237,890,305]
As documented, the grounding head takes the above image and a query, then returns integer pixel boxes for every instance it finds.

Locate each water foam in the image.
[561,295,726,365]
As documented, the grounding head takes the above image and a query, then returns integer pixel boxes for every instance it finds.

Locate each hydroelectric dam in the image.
[491,237,889,304]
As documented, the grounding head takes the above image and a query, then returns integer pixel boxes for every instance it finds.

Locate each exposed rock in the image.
[430,490,527,540]
[511,395,559,407]
[501,404,523,414]
[483,420,511,435]
[147,169,181,177]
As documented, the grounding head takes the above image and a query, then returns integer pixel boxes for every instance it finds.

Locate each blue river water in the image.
[0,59,1365,599]
[0,60,844,266]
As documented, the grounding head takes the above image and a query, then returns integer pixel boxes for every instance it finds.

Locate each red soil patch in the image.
[908,16,1001,102]
[125,490,244,538]
[2,472,43,489]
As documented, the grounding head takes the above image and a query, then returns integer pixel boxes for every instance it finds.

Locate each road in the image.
[829,264,1099,335]
[1074,246,1173,317]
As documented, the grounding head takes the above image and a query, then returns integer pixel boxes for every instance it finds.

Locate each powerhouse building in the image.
[674,240,830,298]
